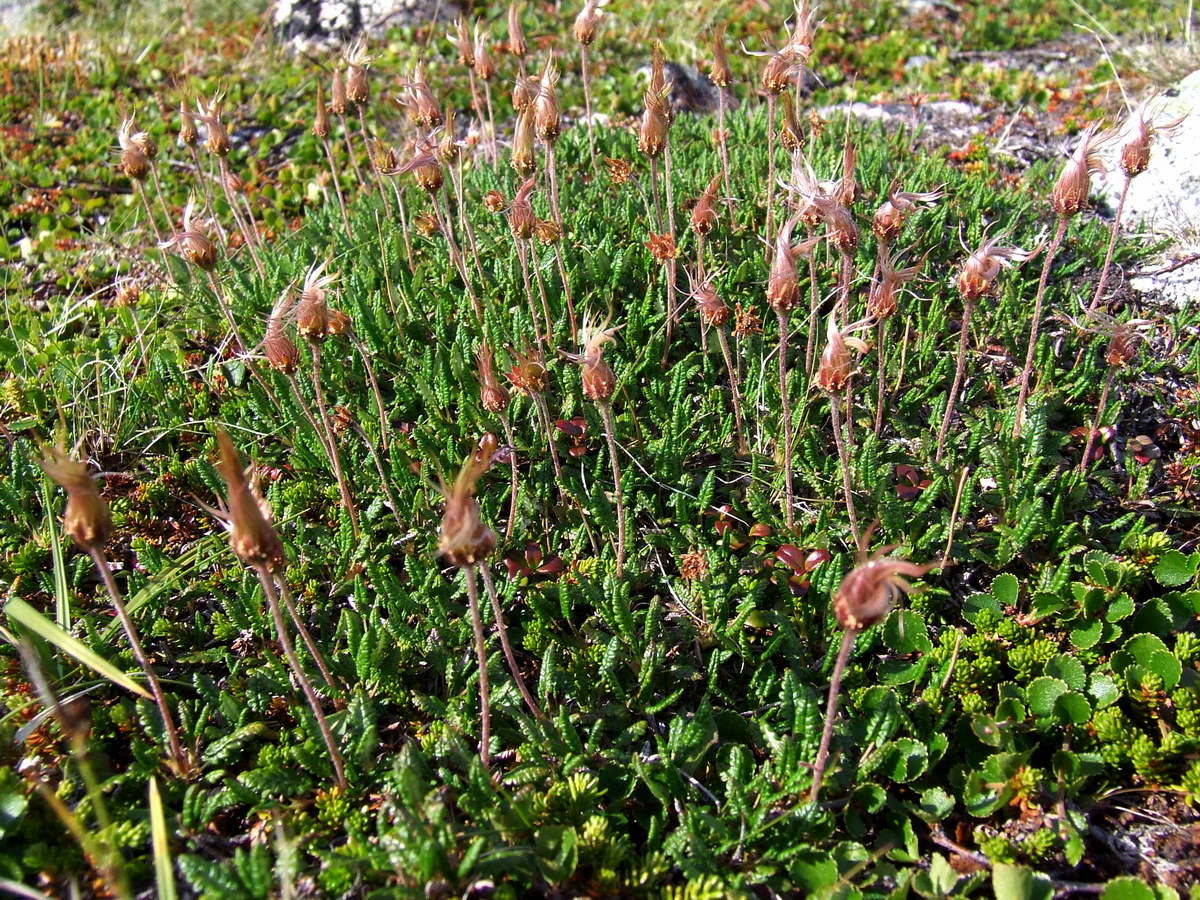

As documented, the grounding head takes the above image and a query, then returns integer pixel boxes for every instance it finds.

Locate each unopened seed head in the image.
[312,82,331,139]
[439,453,497,568]
[213,430,286,571]
[39,446,112,553]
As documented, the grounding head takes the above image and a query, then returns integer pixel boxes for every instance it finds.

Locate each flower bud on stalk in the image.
[511,106,537,176]
[534,58,561,144]
[39,447,112,553]
[690,174,723,236]
[506,1,526,60]
[179,102,199,146]
[478,343,511,413]
[312,83,331,139]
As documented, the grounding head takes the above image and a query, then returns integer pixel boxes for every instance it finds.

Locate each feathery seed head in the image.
[508,177,538,240]
[778,92,806,152]
[507,343,549,394]
[196,94,230,156]
[834,534,928,631]
[511,106,538,176]
[296,259,338,341]
[690,173,723,236]
[534,57,562,143]
[564,316,620,402]
[957,230,1031,300]
[159,198,218,270]
[1052,123,1115,218]
[179,101,199,146]
[511,73,539,112]
[867,248,924,320]
[449,16,475,67]
[709,24,733,88]
[1120,101,1186,178]
[689,267,730,329]
[872,181,943,242]
[473,21,498,80]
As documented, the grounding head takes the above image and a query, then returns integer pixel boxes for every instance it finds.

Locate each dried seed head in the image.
[733,301,762,338]
[437,105,459,163]
[223,168,245,194]
[956,230,1031,300]
[196,94,230,157]
[507,343,549,394]
[262,287,300,373]
[295,259,337,342]
[784,159,858,251]
[867,248,924,320]
[331,68,348,116]
[413,212,439,236]
[159,198,219,270]
[534,57,562,144]
[814,314,872,394]
[449,16,475,67]
[508,177,538,240]
[604,157,632,185]
[784,0,818,65]
[834,539,929,631]
[312,82,331,139]
[399,149,444,193]
[1069,308,1153,369]
[1052,123,1114,218]
[690,173,723,236]
[574,0,608,45]
[511,74,539,112]
[179,101,199,146]
[766,216,820,313]
[872,181,944,243]
[117,117,151,180]
[484,189,507,212]
[646,232,677,263]
[1120,102,1186,178]
[439,452,497,568]
[638,84,672,158]
[344,40,372,106]
[689,267,730,329]
[473,21,498,81]
[511,106,538,177]
[564,316,620,402]
[327,309,351,336]
[760,50,799,95]
[778,92,805,153]
[478,343,511,412]
[709,24,733,88]
[507,1,527,59]
[39,446,112,553]
[535,219,561,244]
[402,63,442,130]
[213,430,286,571]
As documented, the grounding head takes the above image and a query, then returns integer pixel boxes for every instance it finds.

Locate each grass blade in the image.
[5,597,151,699]
[148,777,178,900]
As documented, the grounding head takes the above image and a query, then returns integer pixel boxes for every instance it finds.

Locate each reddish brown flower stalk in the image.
[709,24,735,210]
[117,116,165,246]
[179,100,223,241]
[533,56,576,337]
[479,343,520,538]
[641,46,681,365]
[372,142,417,273]
[294,261,362,539]
[311,82,352,238]
[1090,103,1185,311]
[938,231,1030,461]
[1075,310,1153,474]
[573,0,609,169]
[39,446,194,777]
[690,267,747,454]
[563,318,626,576]
[207,430,347,788]
[329,67,367,190]
[473,20,500,170]
[195,93,263,260]
[868,248,925,435]
[768,215,822,531]
[507,177,553,339]
[811,533,928,804]
[1015,123,1115,436]
[815,313,873,545]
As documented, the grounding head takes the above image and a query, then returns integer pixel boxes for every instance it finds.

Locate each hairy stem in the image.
[479,563,546,721]
[1088,176,1131,312]
[716,326,748,455]
[1079,366,1117,474]
[321,137,354,239]
[90,549,192,776]
[936,296,977,464]
[766,93,777,263]
[274,576,341,695]
[777,310,795,531]
[1014,217,1068,437]
[255,566,347,788]
[597,399,626,577]
[810,628,856,804]
[309,344,361,539]
[829,392,861,546]
[501,413,520,538]
[717,90,732,221]
[463,564,492,768]
[581,45,598,171]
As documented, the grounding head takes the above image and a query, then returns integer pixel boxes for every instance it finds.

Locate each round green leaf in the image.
[992,573,1019,607]
[1101,876,1156,900]
[883,609,932,655]
[916,787,955,823]
[1044,654,1086,691]
[1154,550,1197,588]
[1053,691,1092,726]
[1026,677,1068,718]
[1089,673,1120,709]
[882,737,928,783]
[1070,619,1103,649]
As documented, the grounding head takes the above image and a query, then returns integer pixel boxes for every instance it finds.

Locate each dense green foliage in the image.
[2,1,1200,897]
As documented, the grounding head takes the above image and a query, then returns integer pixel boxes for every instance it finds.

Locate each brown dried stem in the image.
[597,398,626,577]
[1014,217,1068,436]
[478,563,546,722]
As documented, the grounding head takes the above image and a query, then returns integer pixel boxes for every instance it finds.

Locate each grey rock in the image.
[274,0,459,53]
